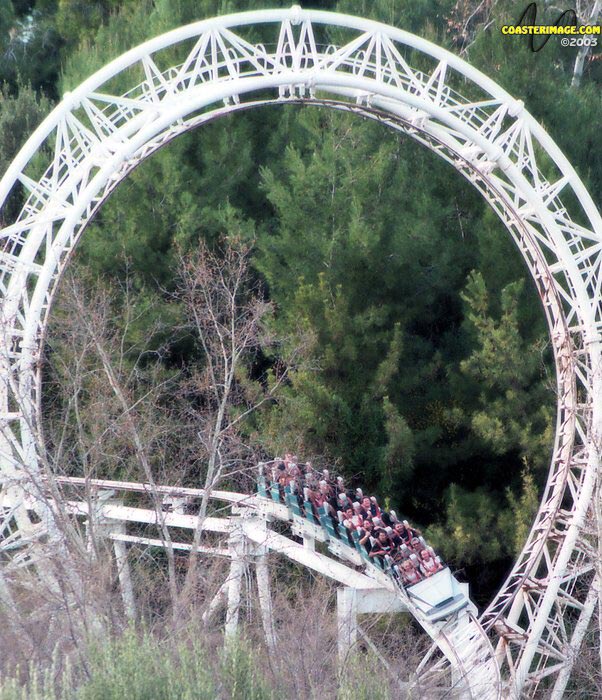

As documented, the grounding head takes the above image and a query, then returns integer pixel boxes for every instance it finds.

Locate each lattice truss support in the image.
[3,477,499,699]
[0,6,601,697]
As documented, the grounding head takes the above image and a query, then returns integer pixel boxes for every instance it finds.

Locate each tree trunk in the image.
[571,0,601,88]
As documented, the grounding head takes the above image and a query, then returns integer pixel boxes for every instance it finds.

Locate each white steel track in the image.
[3,474,498,697]
[0,6,600,697]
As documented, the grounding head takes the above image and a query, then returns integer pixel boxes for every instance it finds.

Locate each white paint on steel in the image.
[0,6,600,697]
[52,475,253,503]
[107,531,231,557]
[242,518,384,590]
[64,500,232,533]
[255,553,277,652]
[112,536,136,619]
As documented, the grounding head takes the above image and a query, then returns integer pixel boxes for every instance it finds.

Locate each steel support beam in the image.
[1,7,601,695]
[225,528,246,640]
[256,554,276,652]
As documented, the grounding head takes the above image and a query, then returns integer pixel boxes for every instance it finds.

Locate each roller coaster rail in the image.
[2,469,500,698]
[0,6,601,698]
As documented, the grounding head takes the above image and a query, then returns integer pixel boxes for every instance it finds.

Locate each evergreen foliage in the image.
[0,0,600,594]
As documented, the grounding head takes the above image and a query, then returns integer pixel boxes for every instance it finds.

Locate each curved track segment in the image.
[0,7,600,696]
[253,477,500,699]
[17,472,500,698]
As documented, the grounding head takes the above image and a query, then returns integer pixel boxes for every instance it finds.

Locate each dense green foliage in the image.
[1,0,600,597]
